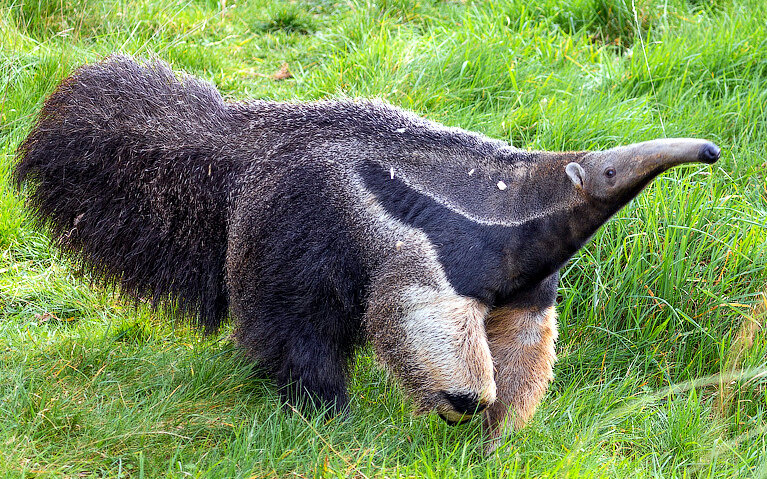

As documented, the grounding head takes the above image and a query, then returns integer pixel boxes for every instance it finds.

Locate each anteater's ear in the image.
[565,162,585,190]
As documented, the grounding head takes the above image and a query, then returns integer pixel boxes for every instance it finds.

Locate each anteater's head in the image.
[565,138,720,206]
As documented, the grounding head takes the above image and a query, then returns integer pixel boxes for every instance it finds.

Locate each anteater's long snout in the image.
[606,138,722,174]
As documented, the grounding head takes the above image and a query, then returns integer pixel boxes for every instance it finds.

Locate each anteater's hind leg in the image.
[233,306,356,415]
[228,261,364,414]
[273,321,351,413]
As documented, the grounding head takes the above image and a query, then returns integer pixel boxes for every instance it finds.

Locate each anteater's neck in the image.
[492,197,616,301]
[359,151,623,305]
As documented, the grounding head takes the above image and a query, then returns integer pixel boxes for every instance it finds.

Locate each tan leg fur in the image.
[482,305,558,453]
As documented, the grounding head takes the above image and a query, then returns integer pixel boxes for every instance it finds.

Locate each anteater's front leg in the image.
[482,304,558,453]
[364,258,497,423]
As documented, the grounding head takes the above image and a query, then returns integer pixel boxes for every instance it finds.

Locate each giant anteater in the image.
[14,55,720,449]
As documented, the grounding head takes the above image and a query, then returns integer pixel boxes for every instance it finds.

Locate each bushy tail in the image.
[14,55,242,331]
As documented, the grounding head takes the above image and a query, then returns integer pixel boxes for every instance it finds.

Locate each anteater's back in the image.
[14,56,243,330]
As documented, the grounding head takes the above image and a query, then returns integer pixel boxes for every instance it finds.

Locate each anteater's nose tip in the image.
[699,143,720,164]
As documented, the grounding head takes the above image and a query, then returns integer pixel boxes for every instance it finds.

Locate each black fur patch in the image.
[494,271,560,309]
[358,162,583,305]
[443,391,484,414]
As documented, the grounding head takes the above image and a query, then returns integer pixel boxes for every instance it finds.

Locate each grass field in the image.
[1,0,766,476]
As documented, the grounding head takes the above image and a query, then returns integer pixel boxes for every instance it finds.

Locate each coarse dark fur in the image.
[15,56,719,439]
[15,58,238,331]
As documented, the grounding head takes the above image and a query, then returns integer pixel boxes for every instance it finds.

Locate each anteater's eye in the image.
[604,168,616,178]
